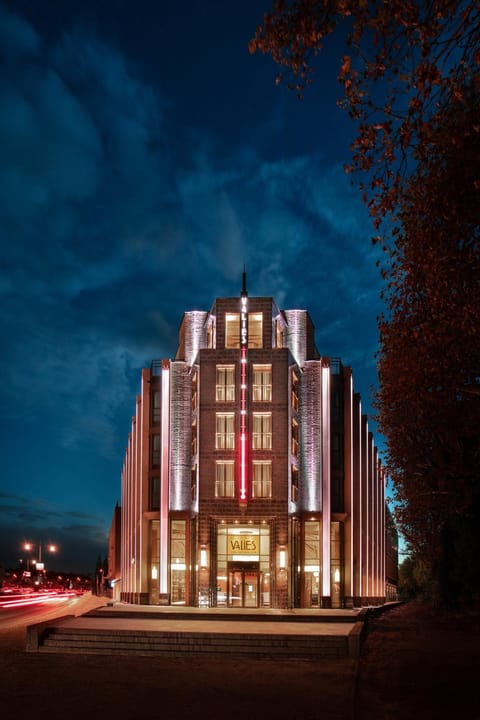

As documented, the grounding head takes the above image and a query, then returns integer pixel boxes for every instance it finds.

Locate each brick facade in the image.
[119,285,398,607]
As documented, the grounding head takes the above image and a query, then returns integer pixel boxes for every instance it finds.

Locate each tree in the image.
[250,1,480,606]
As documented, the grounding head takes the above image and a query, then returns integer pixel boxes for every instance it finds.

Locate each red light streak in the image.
[239,345,248,501]
[0,591,76,609]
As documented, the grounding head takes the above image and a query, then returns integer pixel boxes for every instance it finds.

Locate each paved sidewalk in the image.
[1,595,358,720]
[27,597,364,660]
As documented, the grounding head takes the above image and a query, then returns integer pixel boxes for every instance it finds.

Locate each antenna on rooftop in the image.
[241,264,248,297]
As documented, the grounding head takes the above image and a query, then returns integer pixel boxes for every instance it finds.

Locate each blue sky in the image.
[0,0,385,573]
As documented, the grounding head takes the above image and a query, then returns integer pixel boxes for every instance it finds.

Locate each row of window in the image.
[215,460,272,498]
[206,312,285,350]
[150,412,274,467]
[216,364,272,403]
[150,364,273,426]
[215,412,272,450]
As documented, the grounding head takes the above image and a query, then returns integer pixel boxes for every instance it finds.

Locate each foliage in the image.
[398,556,429,601]
[251,1,480,607]
[250,1,480,232]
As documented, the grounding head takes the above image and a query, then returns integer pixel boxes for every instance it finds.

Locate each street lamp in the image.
[23,541,58,573]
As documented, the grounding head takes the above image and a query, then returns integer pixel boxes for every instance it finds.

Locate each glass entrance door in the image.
[228,568,259,607]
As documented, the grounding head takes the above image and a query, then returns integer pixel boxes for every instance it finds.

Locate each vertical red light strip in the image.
[240,345,247,501]
[239,291,248,502]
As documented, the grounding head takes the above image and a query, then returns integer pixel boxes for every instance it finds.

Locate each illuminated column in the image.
[160,360,170,596]
[361,415,368,599]
[367,431,374,598]
[321,360,331,600]
[352,394,362,603]
[343,369,354,602]
[239,284,248,504]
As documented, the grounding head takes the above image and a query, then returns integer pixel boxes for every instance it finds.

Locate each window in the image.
[216,365,235,402]
[207,321,214,349]
[215,461,235,497]
[191,371,198,411]
[225,313,240,348]
[150,475,160,509]
[170,520,186,605]
[291,370,299,412]
[151,391,161,424]
[291,418,299,456]
[191,466,197,502]
[252,461,272,498]
[252,364,272,402]
[191,419,197,456]
[151,434,160,467]
[291,465,299,502]
[216,413,235,449]
[248,312,263,348]
[276,320,284,348]
[252,413,272,449]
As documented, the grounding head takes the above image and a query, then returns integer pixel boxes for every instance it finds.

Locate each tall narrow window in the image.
[191,419,197,456]
[252,461,272,498]
[225,313,240,348]
[291,465,299,502]
[215,461,235,497]
[304,521,321,608]
[276,320,284,348]
[215,413,235,449]
[291,370,299,412]
[291,418,299,456]
[151,391,161,424]
[151,434,160,467]
[330,522,343,609]
[248,312,263,348]
[252,413,272,449]
[191,371,198,411]
[207,321,214,349]
[252,364,272,402]
[170,520,186,605]
[191,466,197,502]
[216,365,235,402]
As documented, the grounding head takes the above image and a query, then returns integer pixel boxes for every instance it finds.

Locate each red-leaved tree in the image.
[250,1,480,606]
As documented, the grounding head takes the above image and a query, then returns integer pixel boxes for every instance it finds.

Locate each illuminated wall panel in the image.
[169,362,192,510]
[182,311,208,366]
[283,310,308,368]
[299,361,322,512]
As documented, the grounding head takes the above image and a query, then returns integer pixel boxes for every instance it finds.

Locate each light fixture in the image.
[200,547,208,569]
[334,568,341,583]
[279,547,287,570]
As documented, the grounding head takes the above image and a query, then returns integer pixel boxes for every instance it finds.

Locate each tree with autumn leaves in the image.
[251,1,480,607]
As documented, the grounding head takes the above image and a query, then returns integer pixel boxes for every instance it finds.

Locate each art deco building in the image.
[119,277,394,608]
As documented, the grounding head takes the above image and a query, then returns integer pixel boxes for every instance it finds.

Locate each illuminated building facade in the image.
[120,277,393,608]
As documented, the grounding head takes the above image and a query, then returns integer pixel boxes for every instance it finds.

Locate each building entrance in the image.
[227,564,259,608]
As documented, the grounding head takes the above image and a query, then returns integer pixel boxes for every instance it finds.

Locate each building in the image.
[106,502,122,601]
[119,276,395,608]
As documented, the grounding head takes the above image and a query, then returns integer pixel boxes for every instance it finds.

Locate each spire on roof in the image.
[241,265,248,297]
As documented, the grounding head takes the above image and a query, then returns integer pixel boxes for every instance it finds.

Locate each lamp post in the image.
[23,541,57,580]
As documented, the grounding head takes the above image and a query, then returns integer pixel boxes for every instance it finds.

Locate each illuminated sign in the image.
[240,296,248,347]
[228,534,259,555]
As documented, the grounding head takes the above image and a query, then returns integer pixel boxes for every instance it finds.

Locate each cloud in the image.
[0,491,108,573]
[0,2,381,468]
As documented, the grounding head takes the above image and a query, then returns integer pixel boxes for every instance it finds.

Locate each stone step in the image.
[85,608,361,623]
[38,627,348,659]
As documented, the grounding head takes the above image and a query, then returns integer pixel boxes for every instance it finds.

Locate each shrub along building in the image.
[119,275,397,608]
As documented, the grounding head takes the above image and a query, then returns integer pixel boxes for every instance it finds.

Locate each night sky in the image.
[0,0,385,574]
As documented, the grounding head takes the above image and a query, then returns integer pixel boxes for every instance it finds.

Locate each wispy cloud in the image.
[0,3,383,571]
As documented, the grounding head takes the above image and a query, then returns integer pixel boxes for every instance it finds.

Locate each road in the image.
[0,589,91,629]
